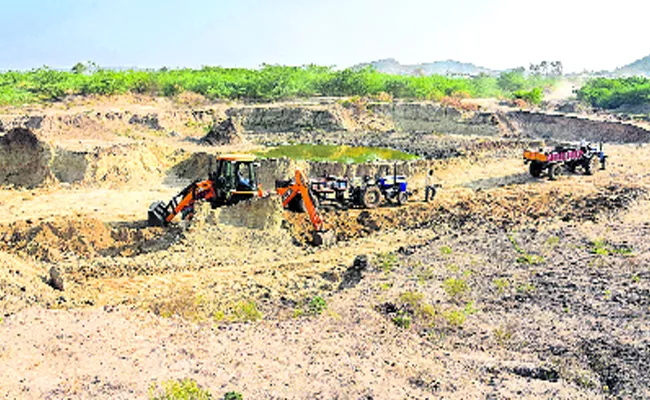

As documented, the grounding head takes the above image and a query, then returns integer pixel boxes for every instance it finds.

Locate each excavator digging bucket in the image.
[311,229,336,247]
[148,201,171,227]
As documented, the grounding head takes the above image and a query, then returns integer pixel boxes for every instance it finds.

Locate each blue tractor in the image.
[347,163,412,208]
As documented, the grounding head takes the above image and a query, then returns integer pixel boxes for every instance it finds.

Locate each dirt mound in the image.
[0,217,169,263]
[50,197,293,281]
[82,143,185,188]
[167,151,213,183]
[201,117,244,145]
[285,184,647,245]
[0,251,59,314]
[0,217,116,262]
[0,128,53,188]
[212,195,284,230]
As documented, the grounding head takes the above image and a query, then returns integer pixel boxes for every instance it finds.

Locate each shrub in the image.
[493,278,510,295]
[512,87,543,105]
[493,325,513,346]
[392,311,412,329]
[308,296,327,315]
[233,301,262,322]
[376,252,399,273]
[149,378,212,400]
[577,76,650,109]
[223,392,243,400]
[0,64,559,105]
[442,277,469,299]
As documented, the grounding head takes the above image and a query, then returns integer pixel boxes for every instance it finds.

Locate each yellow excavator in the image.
[148,154,265,226]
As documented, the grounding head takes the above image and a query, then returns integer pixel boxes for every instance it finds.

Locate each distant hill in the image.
[614,54,650,76]
[353,58,498,76]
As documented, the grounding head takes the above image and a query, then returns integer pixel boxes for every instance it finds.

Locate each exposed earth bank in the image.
[1,98,650,399]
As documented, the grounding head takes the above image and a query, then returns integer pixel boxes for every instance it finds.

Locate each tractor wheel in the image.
[361,186,382,209]
[548,163,562,181]
[529,161,543,178]
[397,191,408,206]
[584,156,599,175]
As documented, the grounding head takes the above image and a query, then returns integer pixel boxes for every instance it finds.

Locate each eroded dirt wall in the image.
[371,103,502,136]
[508,111,650,143]
[227,106,347,133]
[0,128,53,188]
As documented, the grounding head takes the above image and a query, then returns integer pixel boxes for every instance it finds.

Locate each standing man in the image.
[424,169,437,202]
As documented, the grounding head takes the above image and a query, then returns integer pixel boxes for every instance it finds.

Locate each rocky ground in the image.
[1,98,649,399]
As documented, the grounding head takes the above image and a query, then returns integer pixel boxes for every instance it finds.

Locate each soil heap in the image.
[201,117,244,145]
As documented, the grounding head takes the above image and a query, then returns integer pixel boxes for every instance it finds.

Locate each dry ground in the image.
[1,132,649,398]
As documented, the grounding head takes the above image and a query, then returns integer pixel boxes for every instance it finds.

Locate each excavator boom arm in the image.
[294,170,324,232]
[149,180,216,226]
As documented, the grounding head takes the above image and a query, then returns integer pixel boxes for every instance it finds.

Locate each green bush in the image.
[233,301,262,322]
[223,392,243,400]
[149,379,212,400]
[308,296,327,315]
[577,77,650,109]
[0,64,560,105]
[442,277,469,299]
[392,311,412,329]
[513,87,544,105]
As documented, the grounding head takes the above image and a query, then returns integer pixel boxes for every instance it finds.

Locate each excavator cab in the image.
[208,154,262,207]
[148,154,265,226]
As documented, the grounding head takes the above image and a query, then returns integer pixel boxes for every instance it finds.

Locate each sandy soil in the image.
[1,99,650,399]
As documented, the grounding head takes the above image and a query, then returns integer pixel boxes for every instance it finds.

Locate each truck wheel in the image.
[529,162,543,178]
[584,156,599,175]
[566,162,577,173]
[397,191,408,205]
[548,163,562,180]
[362,186,382,209]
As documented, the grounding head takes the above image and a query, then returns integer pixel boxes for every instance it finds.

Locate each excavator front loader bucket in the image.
[312,229,336,247]
[148,201,171,227]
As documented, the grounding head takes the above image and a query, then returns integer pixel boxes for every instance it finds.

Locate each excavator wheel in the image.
[362,186,382,209]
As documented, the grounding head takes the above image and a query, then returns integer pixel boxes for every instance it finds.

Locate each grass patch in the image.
[439,245,453,255]
[442,277,469,300]
[233,301,262,322]
[590,238,634,256]
[376,252,398,273]
[149,378,211,400]
[308,296,328,315]
[493,278,510,295]
[508,235,545,265]
[255,144,419,164]
[392,312,412,329]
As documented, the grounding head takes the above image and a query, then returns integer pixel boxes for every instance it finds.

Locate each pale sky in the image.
[0,0,648,72]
